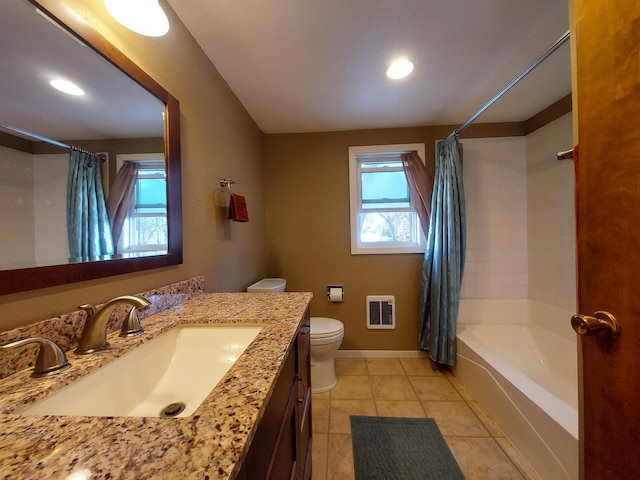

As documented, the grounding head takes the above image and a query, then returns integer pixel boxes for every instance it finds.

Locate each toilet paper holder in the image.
[327,284,344,302]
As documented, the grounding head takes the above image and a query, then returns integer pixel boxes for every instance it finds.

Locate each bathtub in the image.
[454,299,578,480]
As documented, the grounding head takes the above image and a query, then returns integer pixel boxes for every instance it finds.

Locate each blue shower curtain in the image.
[67,149,114,261]
[418,134,466,366]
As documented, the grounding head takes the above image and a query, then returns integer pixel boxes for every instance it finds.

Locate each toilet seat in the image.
[310,317,344,339]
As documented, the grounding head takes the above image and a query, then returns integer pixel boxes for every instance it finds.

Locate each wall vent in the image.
[366,295,396,329]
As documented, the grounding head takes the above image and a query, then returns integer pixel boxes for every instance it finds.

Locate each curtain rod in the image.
[453,30,570,136]
[0,123,104,158]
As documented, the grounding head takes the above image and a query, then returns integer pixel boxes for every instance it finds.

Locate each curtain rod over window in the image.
[453,30,570,137]
[0,123,104,158]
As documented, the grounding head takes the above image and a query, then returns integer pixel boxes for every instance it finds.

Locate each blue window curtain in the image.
[67,149,114,261]
[418,134,466,366]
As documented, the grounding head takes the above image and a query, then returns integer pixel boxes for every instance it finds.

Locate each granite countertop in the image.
[0,292,312,480]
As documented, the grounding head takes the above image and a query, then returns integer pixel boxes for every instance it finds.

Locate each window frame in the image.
[348,143,427,255]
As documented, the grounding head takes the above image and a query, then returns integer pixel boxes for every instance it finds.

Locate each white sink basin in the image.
[22,324,263,418]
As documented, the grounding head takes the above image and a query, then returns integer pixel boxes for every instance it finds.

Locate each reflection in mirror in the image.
[0,0,182,294]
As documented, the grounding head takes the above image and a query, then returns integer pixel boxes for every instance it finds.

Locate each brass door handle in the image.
[571,311,620,338]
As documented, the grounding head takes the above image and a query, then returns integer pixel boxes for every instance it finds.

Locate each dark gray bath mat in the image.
[350,416,466,480]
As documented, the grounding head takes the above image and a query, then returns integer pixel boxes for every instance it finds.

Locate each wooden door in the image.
[574,1,640,479]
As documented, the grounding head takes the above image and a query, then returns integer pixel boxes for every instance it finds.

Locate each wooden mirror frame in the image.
[0,0,183,295]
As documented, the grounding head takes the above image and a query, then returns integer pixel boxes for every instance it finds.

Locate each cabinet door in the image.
[246,349,296,478]
[266,383,298,480]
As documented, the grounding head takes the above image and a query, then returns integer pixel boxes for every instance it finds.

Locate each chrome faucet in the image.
[75,295,151,355]
[1,338,70,377]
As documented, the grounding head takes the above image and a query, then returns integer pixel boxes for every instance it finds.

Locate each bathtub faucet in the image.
[75,295,151,355]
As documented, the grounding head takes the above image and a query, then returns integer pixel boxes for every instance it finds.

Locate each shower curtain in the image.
[418,134,466,366]
[67,149,114,261]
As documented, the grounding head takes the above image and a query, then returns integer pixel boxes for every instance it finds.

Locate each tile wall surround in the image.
[0,276,205,379]
[459,115,576,311]
[460,136,529,299]
[526,114,576,312]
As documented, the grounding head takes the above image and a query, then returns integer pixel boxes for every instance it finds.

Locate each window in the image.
[349,143,426,254]
[117,154,167,256]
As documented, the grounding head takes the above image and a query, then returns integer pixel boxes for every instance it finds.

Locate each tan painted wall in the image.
[0,1,265,330]
[264,128,426,350]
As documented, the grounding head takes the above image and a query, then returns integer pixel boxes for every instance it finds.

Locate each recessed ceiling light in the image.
[386,59,414,80]
[49,79,85,96]
[104,0,170,37]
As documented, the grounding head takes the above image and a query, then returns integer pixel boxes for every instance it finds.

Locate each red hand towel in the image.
[228,193,249,222]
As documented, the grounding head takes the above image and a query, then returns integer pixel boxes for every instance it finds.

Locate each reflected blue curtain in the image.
[418,134,466,366]
[67,149,114,261]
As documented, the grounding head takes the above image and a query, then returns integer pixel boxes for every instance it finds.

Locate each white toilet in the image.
[246,278,344,394]
[309,316,344,393]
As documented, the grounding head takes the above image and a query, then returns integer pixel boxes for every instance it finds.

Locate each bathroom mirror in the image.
[0,0,182,294]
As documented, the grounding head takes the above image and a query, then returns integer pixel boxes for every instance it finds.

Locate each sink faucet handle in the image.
[1,338,70,377]
[120,301,150,337]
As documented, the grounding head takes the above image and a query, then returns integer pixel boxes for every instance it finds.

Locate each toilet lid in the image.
[311,317,344,339]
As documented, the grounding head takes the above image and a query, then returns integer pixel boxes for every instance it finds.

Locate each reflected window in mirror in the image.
[115,154,168,257]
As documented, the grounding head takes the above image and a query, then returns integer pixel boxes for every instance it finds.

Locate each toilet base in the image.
[311,358,338,393]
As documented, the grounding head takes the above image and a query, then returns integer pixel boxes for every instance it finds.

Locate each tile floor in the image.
[311,357,542,480]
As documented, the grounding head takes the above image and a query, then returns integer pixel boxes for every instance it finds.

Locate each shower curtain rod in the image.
[0,123,104,158]
[453,30,570,136]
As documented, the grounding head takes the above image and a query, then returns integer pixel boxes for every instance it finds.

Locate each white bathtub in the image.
[454,299,578,480]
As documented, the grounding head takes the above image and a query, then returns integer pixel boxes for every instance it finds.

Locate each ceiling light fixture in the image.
[386,59,414,80]
[49,79,85,96]
[104,0,169,37]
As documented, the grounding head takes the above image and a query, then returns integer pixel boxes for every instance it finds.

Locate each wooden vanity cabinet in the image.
[238,310,312,480]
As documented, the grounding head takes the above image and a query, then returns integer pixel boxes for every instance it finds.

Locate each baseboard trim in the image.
[335,350,429,358]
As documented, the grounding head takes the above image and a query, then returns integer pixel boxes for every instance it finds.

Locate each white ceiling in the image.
[167,0,571,134]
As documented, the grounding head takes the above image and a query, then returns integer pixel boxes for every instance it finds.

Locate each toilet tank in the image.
[246,278,286,292]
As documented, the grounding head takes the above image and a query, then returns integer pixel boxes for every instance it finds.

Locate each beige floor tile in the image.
[375,400,426,418]
[468,401,505,437]
[409,376,462,402]
[330,376,373,400]
[420,401,489,437]
[320,356,538,480]
[327,434,355,480]
[335,357,368,376]
[329,400,377,434]
[445,371,474,401]
[370,375,418,401]
[365,357,405,375]
[410,375,464,401]
[312,433,328,480]
[399,357,446,376]
[446,436,525,480]
[314,390,331,400]
[312,398,330,434]
[494,437,542,480]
